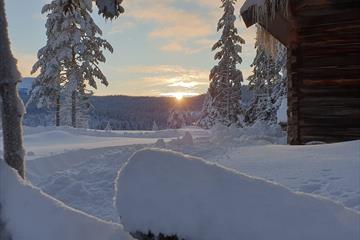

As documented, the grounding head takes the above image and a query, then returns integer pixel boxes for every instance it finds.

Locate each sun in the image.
[174,93,184,101]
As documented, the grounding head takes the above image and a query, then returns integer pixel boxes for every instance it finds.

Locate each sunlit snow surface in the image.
[2,125,359,224]
[116,148,359,240]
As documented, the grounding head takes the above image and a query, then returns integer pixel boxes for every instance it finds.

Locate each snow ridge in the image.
[116,148,360,240]
[0,160,133,240]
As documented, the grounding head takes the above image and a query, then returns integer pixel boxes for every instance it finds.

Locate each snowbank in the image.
[210,121,286,146]
[116,149,360,240]
[0,160,133,240]
[276,97,287,123]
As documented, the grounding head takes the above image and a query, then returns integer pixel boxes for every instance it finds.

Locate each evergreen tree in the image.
[167,109,186,129]
[62,0,124,20]
[31,0,113,128]
[246,25,287,125]
[0,0,123,181]
[104,121,112,132]
[61,89,93,128]
[197,93,217,128]
[152,120,159,131]
[201,0,245,128]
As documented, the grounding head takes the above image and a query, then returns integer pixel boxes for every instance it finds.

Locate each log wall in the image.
[288,0,360,144]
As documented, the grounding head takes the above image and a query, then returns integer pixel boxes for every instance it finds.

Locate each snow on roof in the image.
[116,148,360,240]
[240,0,266,14]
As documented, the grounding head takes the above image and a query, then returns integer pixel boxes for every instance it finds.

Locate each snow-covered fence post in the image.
[0,0,25,178]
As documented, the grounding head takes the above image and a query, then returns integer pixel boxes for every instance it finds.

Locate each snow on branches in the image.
[200,0,245,128]
[30,0,114,127]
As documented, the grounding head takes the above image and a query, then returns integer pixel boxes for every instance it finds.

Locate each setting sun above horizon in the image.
[175,93,184,101]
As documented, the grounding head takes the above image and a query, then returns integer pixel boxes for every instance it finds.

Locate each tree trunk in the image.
[55,94,60,126]
[71,91,76,128]
[0,0,25,178]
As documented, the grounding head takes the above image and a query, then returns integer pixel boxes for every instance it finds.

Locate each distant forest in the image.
[89,95,205,130]
[22,94,205,130]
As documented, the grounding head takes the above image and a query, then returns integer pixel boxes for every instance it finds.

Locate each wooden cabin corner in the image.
[241,0,360,145]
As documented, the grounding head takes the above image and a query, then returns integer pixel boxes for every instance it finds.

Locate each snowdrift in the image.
[0,160,133,240]
[116,149,360,240]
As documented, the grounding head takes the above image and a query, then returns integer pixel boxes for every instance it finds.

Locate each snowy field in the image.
[1,125,359,239]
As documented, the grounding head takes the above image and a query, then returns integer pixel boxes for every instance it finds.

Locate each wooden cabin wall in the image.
[288,1,360,144]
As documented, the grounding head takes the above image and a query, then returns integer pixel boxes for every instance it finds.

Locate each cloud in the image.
[114,0,218,54]
[160,42,202,54]
[160,92,199,97]
[103,64,210,96]
[113,0,255,57]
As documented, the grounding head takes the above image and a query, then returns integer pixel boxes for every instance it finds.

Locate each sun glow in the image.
[160,92,199,100]
[175,93,184,101]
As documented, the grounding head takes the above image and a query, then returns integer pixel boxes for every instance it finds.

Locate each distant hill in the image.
[18,77,34,97]
[21,76,254,130]
[89,95,206,130]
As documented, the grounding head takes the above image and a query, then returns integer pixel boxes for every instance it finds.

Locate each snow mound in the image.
[180,131,194,146]
[0,160,133,240]
[154,139,166,148]
[211,121,286,146]
[116,149,360,240]
[276,97,287,124]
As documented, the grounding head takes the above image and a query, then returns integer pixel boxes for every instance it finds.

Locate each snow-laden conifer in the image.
[31,0,114,128]
[167,109,186,129]
[152,121,159,131]
[246,25,287,125]
[201,0,245,128]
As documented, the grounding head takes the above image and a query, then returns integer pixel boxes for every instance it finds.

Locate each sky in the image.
[6,0,256,97]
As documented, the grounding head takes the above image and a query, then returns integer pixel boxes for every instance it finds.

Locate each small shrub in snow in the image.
[27,151,35,156]
[154,139,166,148]
[180,132,193,146]
[131,231,183,240]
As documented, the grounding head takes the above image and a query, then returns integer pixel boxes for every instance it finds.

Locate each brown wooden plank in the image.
[300,97,360,107]
[299,117,360,128]
[300,87,360,98]
[302,79,360,86]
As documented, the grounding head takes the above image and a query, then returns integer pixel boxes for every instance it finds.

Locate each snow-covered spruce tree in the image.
[202,0,245,128]
[35,0,114,128]
[29,0,124,126]
[29,35,65,126]
[0,0,25,178]
[197,93,217,128]
[152,120,159,131]
[60,89,93,128]
[104,121,112,132]
[62,0,124,19]
[167,109,186,129]
[245,25,287,125]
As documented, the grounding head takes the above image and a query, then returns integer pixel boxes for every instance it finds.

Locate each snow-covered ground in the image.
[1,125,359,238]
[0,160,134,240]
[116,149,359,240]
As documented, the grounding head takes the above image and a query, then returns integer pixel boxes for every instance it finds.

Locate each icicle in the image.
[244,0,289,57]
[248,0,289,26]
[256,24,279,58]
